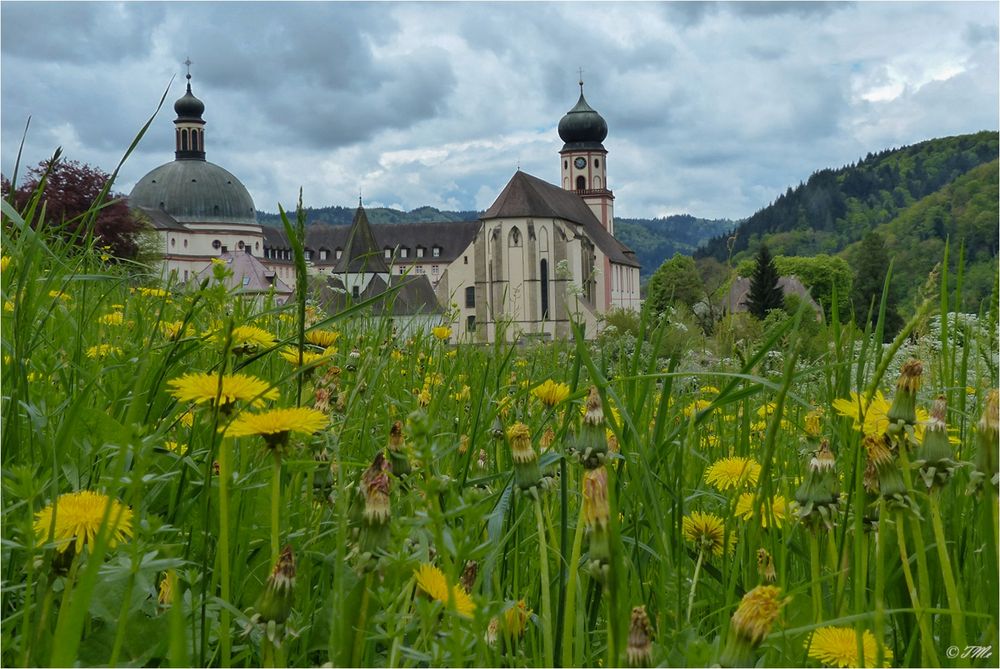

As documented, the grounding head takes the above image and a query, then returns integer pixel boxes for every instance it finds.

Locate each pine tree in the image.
[851,231,903,339]
[745,244,784,319]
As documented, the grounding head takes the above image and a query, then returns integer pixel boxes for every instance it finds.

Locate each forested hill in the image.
[695,131,999,262]
[615,216,734,277]
[258,206,733,278]
[257,205,479,227]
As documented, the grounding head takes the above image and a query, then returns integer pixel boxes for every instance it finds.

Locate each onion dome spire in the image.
[558,75,608,150]
[174,58,206,161]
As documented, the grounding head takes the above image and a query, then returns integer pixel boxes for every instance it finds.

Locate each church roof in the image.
[333,205,390,273]
[133,205,189,232]
[558,86,608,150]
[129,160,258,226]
[482,171,639,267]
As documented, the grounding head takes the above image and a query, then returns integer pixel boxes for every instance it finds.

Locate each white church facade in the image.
[129,73,641,342]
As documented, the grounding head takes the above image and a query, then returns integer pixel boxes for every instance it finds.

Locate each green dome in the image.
[558,91,608,150]
[129,160,257,226]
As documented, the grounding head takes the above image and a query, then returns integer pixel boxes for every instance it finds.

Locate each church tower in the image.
[174,60,206,161]
[558,78,614,235]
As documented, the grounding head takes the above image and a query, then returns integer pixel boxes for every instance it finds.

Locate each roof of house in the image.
[723,276,823,319]
[318,274,443,316]
[481,171,639,267]
[132,205,190,232]
[195,250,292,295]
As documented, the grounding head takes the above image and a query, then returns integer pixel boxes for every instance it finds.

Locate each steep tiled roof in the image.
[133,206,189,232]
[196,250,292,295]
[334,205,390,273]
[482,171,639,267]
[317,274,442,316]
[303,220,480,265]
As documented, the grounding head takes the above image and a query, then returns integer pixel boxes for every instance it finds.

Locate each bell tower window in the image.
[576,175,585,190]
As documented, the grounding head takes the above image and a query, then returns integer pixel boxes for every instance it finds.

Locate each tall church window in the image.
[576,175,585,190]
[540,259,549,320]
[595,159,600,168]
[467,315,476,333]
[465,286,475,308]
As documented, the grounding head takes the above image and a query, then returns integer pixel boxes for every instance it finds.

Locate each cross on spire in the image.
[184,57,192,81]
[578,67,584,93]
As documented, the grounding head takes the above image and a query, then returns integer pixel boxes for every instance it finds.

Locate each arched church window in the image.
[181,129,188,151]
[576,175,585,190]
[540,259,549,320]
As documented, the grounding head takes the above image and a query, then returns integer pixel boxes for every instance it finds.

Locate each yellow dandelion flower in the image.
[0,255,10,272]
[731,585,788,645]
[3,300,13,312]
[179,410,194,427]
[735,493,794,528]
[279,346,334,366]
[390,349,404,362]
[700,433,720,450]
[138,287,168,298]
[305,329,340,348]
[700,385,720,396]
[223,325,276,351]
[431,325,452,341]
[533,379,571,407]
[225,407,328,440]
[99,312,125,326]
[804,408,824,437]
[86,344,122,359]
[414,563,475,617]
[167,372,278,407]
[683,510,733,556]
[757,402,777,418]
[452,385,471,402]
[446,349,457,358]
[33,490,133,553]
[683,399,713,418]
[163,441,189,456]
[48,290,71,301]
[417,386,432,407]
[705,456,761,491]
[806,627,892,668]
[832,391,945,443]
[161,320,194,341]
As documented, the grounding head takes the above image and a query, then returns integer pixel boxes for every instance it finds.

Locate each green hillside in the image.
[843,159,999,311]
[257,205,479,227]
[696,131,999,262]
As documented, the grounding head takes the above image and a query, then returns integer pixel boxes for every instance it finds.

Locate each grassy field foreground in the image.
[1,184,998,668]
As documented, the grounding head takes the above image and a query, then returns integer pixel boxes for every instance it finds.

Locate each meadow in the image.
[1,174,998,668]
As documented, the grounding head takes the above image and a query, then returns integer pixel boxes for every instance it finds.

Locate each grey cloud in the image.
[725,1,848,19]
[964,21,998,46]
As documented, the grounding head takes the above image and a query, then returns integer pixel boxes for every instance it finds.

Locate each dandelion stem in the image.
[929,490,968,661]
[534,499,554,667]
[874,503,887,669]
[218,440,232,667]
[271,450,281,564]
[686,549,704,624]
[561,503,586,667]
[895,510,939,666]
[809,531,823,622]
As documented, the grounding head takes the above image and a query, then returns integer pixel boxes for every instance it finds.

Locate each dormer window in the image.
[432,246,441,258]
[319,248,328,260]
[305,250,313,261]
[384,247,392,259]
[416,246,425,259]
[335,248,343,260]
[400,247,409,259]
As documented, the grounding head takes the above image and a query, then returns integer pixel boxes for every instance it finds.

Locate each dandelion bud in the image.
[795,441,840,528]
[583,466,611,581]
[571,386,609,469]
[718,585,788,668]
[971,389,999,492]
[756,548,776,583]
[387,420,412,478]
[361,452,392,525]
[158,570,176,608]
[867,434,916,514]
[508,422,543,495]
[486,599,531,649]
[887,360,922,427]
[627,605,654,667]
[540,426,555,452]
[916,396,958,490]
[255,545,296,624]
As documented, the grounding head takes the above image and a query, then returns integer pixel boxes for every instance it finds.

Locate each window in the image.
[416,246,425,258]
[465,286,475,308]
[384,248,392,259]
[431,265,439,275]
[184,239,188,248]
[319,249,328,260]
[400,247,409,259]
[509,227,521,247]
[540,259,549,320]
[595,159,600,168]
[336,248,343,260]
[563,160,568,170]
[466,315,476,332]
[576,175,586,190]
[171,237,175,247]
[432,246,441,258]
[416,266,424,274]
[183,270,188,281]
[352,286,360,299]
[464,255,468,265]
[305,250,312,261]
[242,277,250,287]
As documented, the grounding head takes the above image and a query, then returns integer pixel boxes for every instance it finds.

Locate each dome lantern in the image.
[174,59,207,161]
[557,79,608,151]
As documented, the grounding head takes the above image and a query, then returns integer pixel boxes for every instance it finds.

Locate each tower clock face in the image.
[574,157,587,169]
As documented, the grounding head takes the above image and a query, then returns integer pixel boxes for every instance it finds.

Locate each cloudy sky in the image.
[2,1,997,220]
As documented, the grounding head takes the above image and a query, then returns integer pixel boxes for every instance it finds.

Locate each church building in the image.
[129,71,641,342]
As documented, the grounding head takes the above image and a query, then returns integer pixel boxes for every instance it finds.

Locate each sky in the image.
[1,1,997,220]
